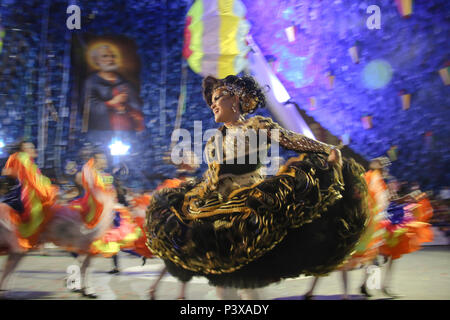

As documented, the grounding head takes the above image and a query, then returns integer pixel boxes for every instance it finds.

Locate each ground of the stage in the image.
[0,246,448,300]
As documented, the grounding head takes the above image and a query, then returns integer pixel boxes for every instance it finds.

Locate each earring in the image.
[232,107,237,113]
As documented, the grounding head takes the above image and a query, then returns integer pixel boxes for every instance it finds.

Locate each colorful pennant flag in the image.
[285,25,296,43]
[361,115,373,129]
[348,45,359,64]
[395,0,413,18]
[439,66,450,86]
[387,145,398,161]
[399,90,411,110]
[326,71,335,89]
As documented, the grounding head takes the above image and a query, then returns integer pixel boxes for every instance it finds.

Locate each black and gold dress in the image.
[145,116,369,288]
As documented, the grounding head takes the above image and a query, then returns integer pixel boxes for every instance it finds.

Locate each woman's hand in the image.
[1,167,14,177]
[108,92,128,106]
[327,148,342,167]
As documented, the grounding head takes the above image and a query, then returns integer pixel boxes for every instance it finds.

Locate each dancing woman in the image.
[376,159,434,298]
[145,75,369,290]
[1,141,58,251]
[0,141,58,293]
[1,147,137,298]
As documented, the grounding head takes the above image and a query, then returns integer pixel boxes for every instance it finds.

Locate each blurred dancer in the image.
[304,158,389,300]
[58,160,84,203]
[350,158,390,296]
[127,191,154,266]
[86,152,143,262]
[107,169,130,275]
[378,178,434,298]
[0,140,57,293]
[1,140,58,249]
[148,151,198,300]
[67,151,144,276]
[105,169,154,274]
[1,147,124,298]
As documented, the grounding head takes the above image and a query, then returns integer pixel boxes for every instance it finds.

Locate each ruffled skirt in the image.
[90,208,147,258]
[145,153,369,288]
[379,202,433,260]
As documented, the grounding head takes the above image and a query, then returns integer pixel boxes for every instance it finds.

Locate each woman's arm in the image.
[251,116,342,166]
[251,116,336,154]
[1,167,14,177]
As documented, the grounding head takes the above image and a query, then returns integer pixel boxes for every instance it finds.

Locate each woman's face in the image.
[94,153,108,170]
[210,88,240,123]
[21,142,37,159]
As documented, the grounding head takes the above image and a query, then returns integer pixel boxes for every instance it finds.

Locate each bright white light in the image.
[108,139,130,156]
[0,140,4,148]
[268,73,291,103]
[285,26,296,42]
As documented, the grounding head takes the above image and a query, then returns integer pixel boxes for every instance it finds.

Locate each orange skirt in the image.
[89,208,147,258]
[379,220,433,260]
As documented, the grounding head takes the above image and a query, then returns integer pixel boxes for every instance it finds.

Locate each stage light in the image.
[108,139,130,156]
[269,73,290,103]
[361,59,393,89]
[0,140,4,156]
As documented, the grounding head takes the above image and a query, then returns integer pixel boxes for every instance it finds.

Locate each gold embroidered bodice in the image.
[198,116,336,199]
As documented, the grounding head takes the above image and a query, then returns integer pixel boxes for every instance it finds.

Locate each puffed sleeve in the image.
[250,116,334,154]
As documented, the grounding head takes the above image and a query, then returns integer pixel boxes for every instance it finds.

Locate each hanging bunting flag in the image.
[285,25,296,43]
[424,131,433,149]
[182,0,251,78]
[361,115,373,129]
[399,90,411,110]
[439,62,450,86]
[348,44,359,64]
[387,145,398,161]
[88,10,96,20]
[309,97,317,110]
[0,25,5,54]
[395,0,413,18]
[326,71,335,89]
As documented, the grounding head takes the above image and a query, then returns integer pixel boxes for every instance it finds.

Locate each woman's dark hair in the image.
[113,177,129,207]
[7,139,31,155]
[202,75,266,114]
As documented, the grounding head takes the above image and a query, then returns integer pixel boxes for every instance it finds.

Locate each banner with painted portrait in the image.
[72,34,144,133]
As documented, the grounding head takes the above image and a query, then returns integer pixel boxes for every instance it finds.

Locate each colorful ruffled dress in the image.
[90,206,144,258]
[63,159,142,257]
[412,194,434,223]
[379,200,433,260]
[146,116,369,288]
[341,169,389,269]
[67,159,115,230]
[1,152,58,251]
[91,193,156,259]
[122,180,189,259]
